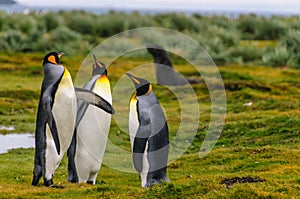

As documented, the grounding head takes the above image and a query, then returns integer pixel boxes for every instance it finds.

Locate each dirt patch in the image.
[221,176,265,188]
[225,81,271,91]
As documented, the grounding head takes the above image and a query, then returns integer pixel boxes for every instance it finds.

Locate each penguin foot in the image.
[44,179,64,188]
[145,177,170,188]
[146,180,160,188]
[49,184,65,189]
[44,179,53,187]
[68,176,78,183]
[31,174,42,186]
[87,181,94,185]
[68,178,78,183]
[163,176,170,183]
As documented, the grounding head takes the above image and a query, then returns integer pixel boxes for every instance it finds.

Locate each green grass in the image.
[239,40,278,48]
[1,53,300,198]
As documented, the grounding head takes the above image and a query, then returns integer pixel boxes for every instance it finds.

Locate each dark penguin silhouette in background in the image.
[147,44,200,86]
[127,73,170,187]
[32,52,114,188]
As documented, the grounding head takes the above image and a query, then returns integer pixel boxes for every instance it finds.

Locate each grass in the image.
[239,40,278,48]
[0,52,300,198]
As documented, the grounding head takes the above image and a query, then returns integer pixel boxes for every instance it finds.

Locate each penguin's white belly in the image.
[76,106,111,162]
[45,70,77,179]
[141,143,149,187]
[75,79,112,181]
[52,72,77,153]
[45,125,61,179]
[129,97,139,149]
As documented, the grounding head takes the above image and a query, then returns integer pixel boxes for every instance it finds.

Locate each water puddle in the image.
[0,125,15,131]
[0,133,35,154]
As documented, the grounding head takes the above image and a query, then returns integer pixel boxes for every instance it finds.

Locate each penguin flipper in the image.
[133,126,150,173]
[75,87,114,114]
[148,104,169,152]
[42,91,60,155]
[133,112,151,173]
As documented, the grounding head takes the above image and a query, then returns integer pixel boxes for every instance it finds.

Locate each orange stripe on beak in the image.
[131,77,140,85]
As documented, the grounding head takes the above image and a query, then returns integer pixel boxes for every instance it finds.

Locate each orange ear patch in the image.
[48,55,57,64]
[145,84,152,95]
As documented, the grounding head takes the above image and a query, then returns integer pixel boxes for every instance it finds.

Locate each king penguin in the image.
[68,55,112,184]
[32,52,114,187]
[126,73,170,187]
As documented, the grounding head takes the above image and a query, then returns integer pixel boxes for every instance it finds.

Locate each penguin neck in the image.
[96,74,109,85]
[154,52,173,68]
[44,63,64,76]
[155,58,172,68]
[131,94,137,101]
[42,64,64,88]
[92,74,108,81]
[91,74,109,87]
[94,74,112,103]
[92,74,101,81]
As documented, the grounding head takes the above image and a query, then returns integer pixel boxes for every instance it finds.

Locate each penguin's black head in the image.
[126,73,152,96]
[92,54,107,76]
[43,52,64,65]
[146,44,166,57]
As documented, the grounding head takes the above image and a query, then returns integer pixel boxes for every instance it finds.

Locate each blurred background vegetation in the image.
[1,10,300,67]
[2,7,300,198]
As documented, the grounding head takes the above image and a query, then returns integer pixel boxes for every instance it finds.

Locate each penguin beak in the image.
[93,54,105,69]
[58,52,65,58]
[92,54,107,76]
[126,73,141,85]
